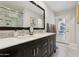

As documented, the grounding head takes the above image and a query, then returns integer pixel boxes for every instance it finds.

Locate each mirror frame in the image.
[0,1,45,30]
[30,1,45,30]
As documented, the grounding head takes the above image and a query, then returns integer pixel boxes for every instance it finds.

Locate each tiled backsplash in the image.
[0,30,45,39]
[0,30,14,38]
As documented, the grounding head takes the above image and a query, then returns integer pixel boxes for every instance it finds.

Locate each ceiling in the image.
[44,1,78,13]
[0,1,43,14]
[0,1,77,14]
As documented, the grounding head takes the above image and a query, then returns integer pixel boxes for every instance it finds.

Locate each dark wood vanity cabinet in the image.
[48,34,56,56]
[24,45,36,57]
[0,34,56,57]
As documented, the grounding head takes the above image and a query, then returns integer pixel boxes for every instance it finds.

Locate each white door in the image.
[56,15,76,45]
[56,18,66,43]
[65,17,76,46]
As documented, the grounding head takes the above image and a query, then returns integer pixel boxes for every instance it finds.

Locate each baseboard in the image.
[56,41,69,45]
[56,41,78,50]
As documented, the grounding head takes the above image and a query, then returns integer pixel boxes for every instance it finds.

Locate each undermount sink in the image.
[14,33,52,40]
[16,34,39,39]
[16,35,32,39]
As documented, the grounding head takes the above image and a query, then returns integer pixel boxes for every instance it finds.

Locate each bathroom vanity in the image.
[0,1,56,57]
[0,33,56,57]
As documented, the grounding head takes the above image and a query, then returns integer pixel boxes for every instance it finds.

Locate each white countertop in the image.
[0,33,55,50]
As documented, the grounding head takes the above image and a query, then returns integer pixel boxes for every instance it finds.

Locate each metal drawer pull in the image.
[33,49,35,56]
[37,48,39,54]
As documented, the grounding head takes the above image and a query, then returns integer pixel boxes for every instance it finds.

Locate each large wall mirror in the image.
[29,1,45,29]
[0,1,45,30]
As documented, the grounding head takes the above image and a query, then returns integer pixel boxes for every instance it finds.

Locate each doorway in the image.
[56,18,67,44]
[56,9,76,46]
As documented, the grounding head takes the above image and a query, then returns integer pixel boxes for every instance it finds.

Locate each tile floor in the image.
[52,42,79,57]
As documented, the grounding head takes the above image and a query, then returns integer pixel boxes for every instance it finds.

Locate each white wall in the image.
[34,1,55,31]
[76,2,79,47]
[76,19,79,47]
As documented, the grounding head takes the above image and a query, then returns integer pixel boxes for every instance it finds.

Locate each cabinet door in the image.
[53,34,56,52]
[50,36,54,54]
[33,38,48,57]
[0,47,24,57]
[0,50,17,57]
[48,35,54,56]
[24,48,35,57]
[14,48,24,57]
[41,39,48,57]
[24,45,36,57]
[32,40,43,57]
[35,45,42,57]
[48,35,56,56]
